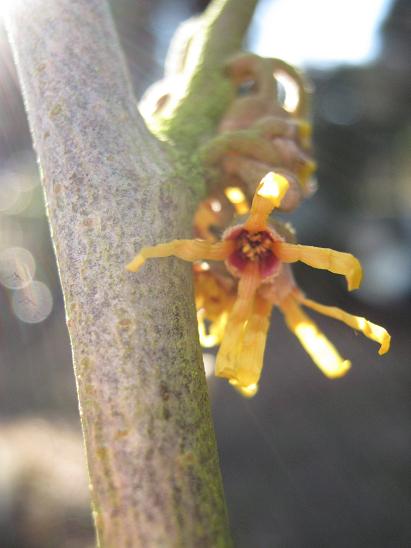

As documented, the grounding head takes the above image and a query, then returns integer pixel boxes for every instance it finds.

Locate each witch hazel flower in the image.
[127,173,390,397]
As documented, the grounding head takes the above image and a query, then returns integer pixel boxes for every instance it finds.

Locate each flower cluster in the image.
[127,173,390,397]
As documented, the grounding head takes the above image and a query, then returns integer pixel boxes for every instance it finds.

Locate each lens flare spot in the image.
[210,199,222,213]
[0,247,36,289]
[12,281,53,324]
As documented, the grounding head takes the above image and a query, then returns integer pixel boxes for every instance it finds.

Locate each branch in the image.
[163,0,258,151]
[142,0,258,204]
[5,0,251,545]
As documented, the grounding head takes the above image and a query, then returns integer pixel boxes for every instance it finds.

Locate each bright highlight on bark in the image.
[127,172,390,396]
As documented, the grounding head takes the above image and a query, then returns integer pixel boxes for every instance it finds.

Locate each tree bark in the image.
[5,0,256,546]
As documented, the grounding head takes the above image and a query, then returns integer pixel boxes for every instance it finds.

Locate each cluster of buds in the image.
[129,54,390,397]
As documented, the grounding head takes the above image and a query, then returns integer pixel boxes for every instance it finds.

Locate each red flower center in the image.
[236,231,273,261]
[224,227,281,279]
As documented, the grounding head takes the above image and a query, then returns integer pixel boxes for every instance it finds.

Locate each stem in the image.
[157,0,259,152]
[5,1,240,546]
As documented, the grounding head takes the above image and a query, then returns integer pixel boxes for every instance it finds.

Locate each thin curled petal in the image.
[126,240,234,272]
[280,295,351,378]
[215,268,258,384]
[215,314,247,382]
[229,264,260,323]
[298,296,391,355]
[231,296,273,394]
[273,242,362,291]
[244,172,290,232]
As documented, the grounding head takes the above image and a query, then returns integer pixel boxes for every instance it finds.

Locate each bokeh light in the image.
[0,246,35,289]
[11,280,53,324]
[0,166,37,215]
[360,243,411,304]
[250,0,393,67]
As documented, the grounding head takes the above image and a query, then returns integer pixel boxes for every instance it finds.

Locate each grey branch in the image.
[5,0,256,546]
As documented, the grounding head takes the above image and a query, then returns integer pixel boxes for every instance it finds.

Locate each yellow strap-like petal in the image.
[244,172,290,232]
[215,314,247,381]
[215,269,259,383]
[232,296,273,391]
[298,296,391,355]
[280,295,351,378]
[273,242,362,291]
[126,240,234,272]
[229,264,260,323]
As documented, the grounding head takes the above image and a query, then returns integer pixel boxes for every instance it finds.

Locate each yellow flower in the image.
[127,172,390,397]
[194,263,236,348]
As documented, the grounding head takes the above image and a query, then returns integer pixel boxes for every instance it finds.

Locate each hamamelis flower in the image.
[127,172,386,396]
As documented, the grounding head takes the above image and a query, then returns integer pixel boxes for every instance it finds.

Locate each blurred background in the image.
[0,0,410,546]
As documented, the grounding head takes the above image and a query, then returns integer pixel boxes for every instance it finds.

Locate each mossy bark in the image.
[6,0,256,546]
[159,0,257,150]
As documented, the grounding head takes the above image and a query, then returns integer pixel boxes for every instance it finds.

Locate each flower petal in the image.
[229,380,259,398]
[126,240,234,272]
[280,295,351,378]
[232,296,272,392]
[244,172,290,232]
[215,314,247,381]
[229,263,260,323]
[298,296,391,355]
[273,242,362,291]
[215,267,259,383]
[197,309,228,348]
